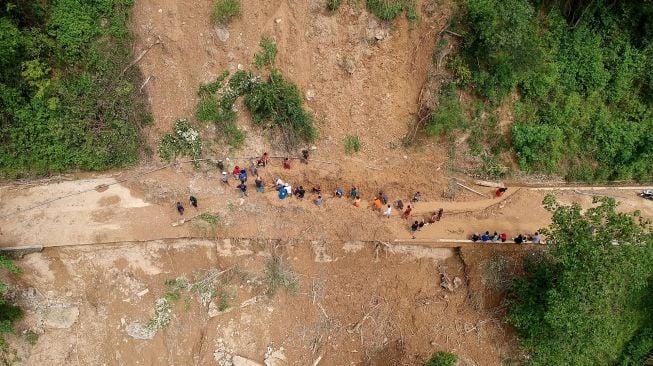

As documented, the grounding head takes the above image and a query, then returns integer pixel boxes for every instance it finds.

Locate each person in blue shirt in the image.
[481,231,490,242]
[239,169,248,183]
[350,186,359,199]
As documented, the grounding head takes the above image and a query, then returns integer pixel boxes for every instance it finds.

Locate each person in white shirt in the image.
[383,204,392,218]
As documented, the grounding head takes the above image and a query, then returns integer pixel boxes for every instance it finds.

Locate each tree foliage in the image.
[452,0,653,181]
[507,195,653,365]
[0,0,146,178]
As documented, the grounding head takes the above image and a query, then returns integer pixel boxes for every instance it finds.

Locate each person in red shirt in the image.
[402,205,412,219]
[499,232,508,242]
[283,157,291,169]
[257,152,269,167]
[232,166,241,176]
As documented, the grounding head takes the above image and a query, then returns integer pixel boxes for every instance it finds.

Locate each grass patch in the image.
[211,0,241,25]
[254,38,278,69]
[366,0,411,21]
[344,135,361,154]
[217,291,230,311]
[264,256,299,296]
[25,332,38,346]
[425,351,458,366]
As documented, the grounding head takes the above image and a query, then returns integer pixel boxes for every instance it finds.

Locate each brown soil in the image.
[2,0,653,365]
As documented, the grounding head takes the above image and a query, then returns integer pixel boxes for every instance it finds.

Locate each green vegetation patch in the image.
[366,0,417,21]
[507,195,653,365]
[211,0,241,25]
[254,37,277,69]
[158,119,202,162]
[264,256,298,296]
[0,256,21,350]
[424,351,457,366]
[245,70,317,144]
[327,0,342,11]
[195,38,316,150]
[449,0,653,181]
[344,135,360,154]
[425,83,468,137]
[0,0,148,178]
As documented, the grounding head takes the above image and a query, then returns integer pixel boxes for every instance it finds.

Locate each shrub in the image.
[245,70,316,144]
[344,135,360,154]
[425,83,467,137]
[158,119,202,162]
[425,351,457,366]
[264,256,299,296]
[211,0,241,25]
[254,37,277,69]
[327,0,341,11]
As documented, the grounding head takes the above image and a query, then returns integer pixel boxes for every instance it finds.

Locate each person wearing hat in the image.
[221,172,229,184]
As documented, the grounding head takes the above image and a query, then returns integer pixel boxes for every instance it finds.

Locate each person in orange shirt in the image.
[372,197,382,210]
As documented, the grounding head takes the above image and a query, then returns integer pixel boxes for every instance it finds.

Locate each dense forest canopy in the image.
[0,0,146,178]
[450,0,653,181]
[507,196,653,365]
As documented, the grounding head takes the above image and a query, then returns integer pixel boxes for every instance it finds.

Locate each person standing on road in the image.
[383,204,392,218]
[221,172,229,185]
[237,182,248,197]
[315,195,323,207]
[189,196,198,208]
[402,205,412,219]
[257,152,269,167]
[301,148,309,164]
[283,157,291,169]
[531,232,542,244]
[239,169,248,183]
[350,186,359,199]
[379,191,389,205]
[176,202,184,215]
[373,197,383,210]
[411,221,419,239]
[255,176,265,193]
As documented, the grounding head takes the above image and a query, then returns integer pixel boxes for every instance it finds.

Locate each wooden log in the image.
[455,182,489,198]
[475,180,505,189]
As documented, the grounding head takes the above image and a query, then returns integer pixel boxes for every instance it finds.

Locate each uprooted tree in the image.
[507,195,653,365]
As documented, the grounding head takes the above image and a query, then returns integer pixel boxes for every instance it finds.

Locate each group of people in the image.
[173,151,442,227]
[171,151,532,244]
[471,231,542,244]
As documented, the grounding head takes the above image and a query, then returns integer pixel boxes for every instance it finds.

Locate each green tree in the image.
[507,195,653,365]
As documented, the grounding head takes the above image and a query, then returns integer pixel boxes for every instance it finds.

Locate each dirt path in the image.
[2,166,651,248]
